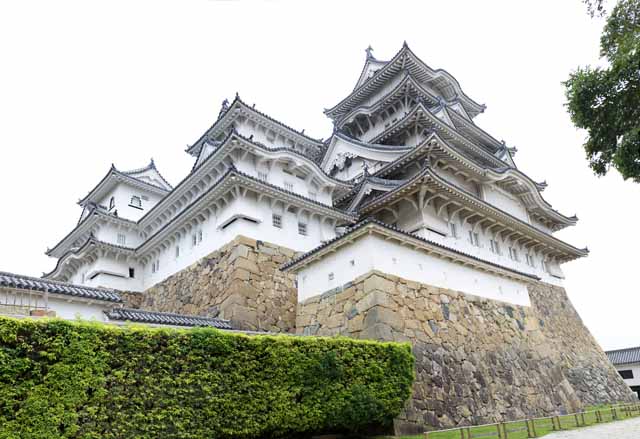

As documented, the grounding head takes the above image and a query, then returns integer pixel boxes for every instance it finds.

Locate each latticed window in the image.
[284,181,294,191]
[130,196,142,208]
[272,214,282,228]
[298,222,307,236]
[258,172,268,181]
[117,234,126,245]
[509,247,519,262]
[490,239,500,255]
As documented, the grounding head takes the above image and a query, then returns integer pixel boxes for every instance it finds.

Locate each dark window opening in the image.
[129,196,143,209]
[129,268,135,278]
[619,370,634,379]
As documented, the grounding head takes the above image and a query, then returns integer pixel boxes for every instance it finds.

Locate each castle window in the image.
[175,246,180,258]
[526,254,536,267]
[468,231,480,247]
[117,234,126,245]
[129,196,142,209]
[258,172,268,182]
[198,229,203,243]
[619,370,634,379]
[449,222,458,238]
[298,222,307,236]
[272,214,282,228]
[509,247,519,262]
[192,234,197,247]
[350,260,355,267]
[328,272,334,281]
[109,196,115,210]
[284,181,294,191]
[129,268,135,278]
[490,239,501,255]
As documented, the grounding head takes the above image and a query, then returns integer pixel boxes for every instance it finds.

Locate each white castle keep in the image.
[44,43,587,308]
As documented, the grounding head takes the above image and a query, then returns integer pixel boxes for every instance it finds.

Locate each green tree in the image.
[564,0,640,181]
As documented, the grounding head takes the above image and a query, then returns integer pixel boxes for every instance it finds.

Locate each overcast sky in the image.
[1,0,637,350]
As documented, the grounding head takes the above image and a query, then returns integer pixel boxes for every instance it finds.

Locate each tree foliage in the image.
[0,317,414,439]
[565,0,640,181]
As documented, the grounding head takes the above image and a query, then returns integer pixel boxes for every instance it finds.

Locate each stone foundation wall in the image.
[129,236,299,332]
[296,270,634,434]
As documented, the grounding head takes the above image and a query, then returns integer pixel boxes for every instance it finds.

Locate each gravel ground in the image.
[544,417,640,438]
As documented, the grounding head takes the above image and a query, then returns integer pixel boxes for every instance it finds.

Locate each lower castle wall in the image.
[296,270,635,434]
[127,236,299,332]
[120,235,634,434]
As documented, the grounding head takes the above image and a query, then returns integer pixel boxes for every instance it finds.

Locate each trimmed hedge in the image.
[0,317,414,438]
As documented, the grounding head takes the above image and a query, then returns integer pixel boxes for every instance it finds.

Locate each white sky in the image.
[1,0,637,350]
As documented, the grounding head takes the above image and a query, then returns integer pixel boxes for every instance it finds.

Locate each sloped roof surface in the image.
[0,271,122,303]
[606,347,640,365]
[105,308,233,329]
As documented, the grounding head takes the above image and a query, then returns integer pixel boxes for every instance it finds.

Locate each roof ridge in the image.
[113,307,230,322]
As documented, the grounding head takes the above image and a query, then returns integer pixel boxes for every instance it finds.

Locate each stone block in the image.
[363,273,394,294]
[360,322,394,341]
[233,257,261,275]
[228,244,250,263]
[355,289,390,314]
[234,235,257,248]
[364,306,404,332]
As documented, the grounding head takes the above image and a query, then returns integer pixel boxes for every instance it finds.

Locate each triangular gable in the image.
[124,163,173,191]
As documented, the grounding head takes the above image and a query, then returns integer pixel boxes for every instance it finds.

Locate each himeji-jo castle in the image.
[46,43,583,302]
[3,43,634,433]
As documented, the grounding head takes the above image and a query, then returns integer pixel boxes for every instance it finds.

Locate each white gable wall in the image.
[296,234,532,307]
[99,184,165,222]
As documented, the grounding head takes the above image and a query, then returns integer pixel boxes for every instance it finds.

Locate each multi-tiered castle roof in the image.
[43,44,587,301]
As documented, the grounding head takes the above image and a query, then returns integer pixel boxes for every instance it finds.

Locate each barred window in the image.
[298,222,307,236]
[449,222,458,238]
[130,196,142,208]
[272,214,282,228]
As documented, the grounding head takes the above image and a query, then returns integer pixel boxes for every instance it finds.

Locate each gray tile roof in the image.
[606,347,640,365]
[281,218,541,281]
[105,308,233,329]
[0,271,122,303]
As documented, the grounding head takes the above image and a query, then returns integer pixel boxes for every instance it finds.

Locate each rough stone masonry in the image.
[125,236,635,435]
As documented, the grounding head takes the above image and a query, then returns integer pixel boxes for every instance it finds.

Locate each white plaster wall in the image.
[297,234,532,306]
[68,256,144,291]
[93,222,143,248]
[436,167,479,194]
[141,193,338,290]
[99,183,164,222]
[48,296,111,321]
[0,289,110,321]
[483,185,529,223]
[614,363,640,388]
